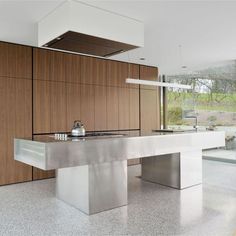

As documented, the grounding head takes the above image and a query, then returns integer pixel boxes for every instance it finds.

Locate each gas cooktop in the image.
[68,132,124,138]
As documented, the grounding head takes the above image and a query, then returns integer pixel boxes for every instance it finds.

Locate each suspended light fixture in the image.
[126,78,192,90]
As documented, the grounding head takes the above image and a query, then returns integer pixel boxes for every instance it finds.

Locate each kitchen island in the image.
[14,131,225,215]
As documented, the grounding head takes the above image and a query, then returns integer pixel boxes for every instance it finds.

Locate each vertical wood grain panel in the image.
[8,44,32,79]
[51,51,66,82]
[0,78,7,185]
[118,87,130,130]
[66,54,81,84]
[66,83,81,131]
[50,81,67,133]
[140,88,160,135]
[140,65,158,90]
[107,60,128,87]
[33,168,55,180]
[95,86,107,131]
[0,42,8,76]
[0,77,32,185]
[81,57,106,85]
[129,88,140,129]
[128,64,139,89]
[140,65,160,135]
[107,86,119,130]
[33,48,51,81]
[33,80,51,133]
[0,42,31,79]
[34,48,81,83]
[80,84,95,131]
[15,79,32,138]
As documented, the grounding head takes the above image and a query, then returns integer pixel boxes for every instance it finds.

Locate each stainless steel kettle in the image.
[71,120,86,137]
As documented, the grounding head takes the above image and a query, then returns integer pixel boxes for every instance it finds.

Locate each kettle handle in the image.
[73,120,83,127]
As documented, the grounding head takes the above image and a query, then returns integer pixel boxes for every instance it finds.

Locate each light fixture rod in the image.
[126,78,192,90]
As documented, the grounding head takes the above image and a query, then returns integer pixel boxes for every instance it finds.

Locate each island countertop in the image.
[14,131,225,170]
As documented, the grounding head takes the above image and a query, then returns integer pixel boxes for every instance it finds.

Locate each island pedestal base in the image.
[141,150,202,189]
[56,160,127,215]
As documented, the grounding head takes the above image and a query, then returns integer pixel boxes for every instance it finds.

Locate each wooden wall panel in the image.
[15,79,32,138]
[50,82,67,133]
[51,51,66,82]
[80,84,95,131]
[8,44,32,79]
[66,83,81,131]
[128,64,139,89]
[33,48,81,83]
[95,86,107,131]
[33,80,51,133]
[33,81,67,133]
[140,89,160,135]
[0,42,31,79]
[66,54,81,84]
[33,48,51,81]
[140,65,158,90]
[129,88,140,129]
[107,86,119,130]
[107,61,128,87]
[0,77,32,186]
[140,65,160,135]
[0,43,7,76]
[81,57,106,85]
[33,168,55,180]
[118,88,130,130]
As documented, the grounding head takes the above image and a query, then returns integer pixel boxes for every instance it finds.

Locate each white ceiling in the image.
[0,0,236,75]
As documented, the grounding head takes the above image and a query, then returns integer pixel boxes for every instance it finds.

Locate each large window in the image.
[165,61,236,162]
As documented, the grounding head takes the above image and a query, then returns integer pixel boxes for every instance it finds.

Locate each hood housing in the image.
[38,1,144,57]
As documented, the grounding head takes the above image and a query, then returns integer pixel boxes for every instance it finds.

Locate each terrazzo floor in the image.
[1,160,236,236]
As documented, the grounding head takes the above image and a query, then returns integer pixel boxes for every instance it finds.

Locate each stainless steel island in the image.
[14,131,225,215]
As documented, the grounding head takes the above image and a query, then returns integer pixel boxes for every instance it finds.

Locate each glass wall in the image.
[165,61,236,163]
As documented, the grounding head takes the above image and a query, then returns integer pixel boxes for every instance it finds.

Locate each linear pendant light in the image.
[126,78,192,90]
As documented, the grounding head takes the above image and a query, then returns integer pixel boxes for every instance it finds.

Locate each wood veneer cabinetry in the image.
[66,83,81,131]
[33,48,80,83]
[95,85,107,130]
[0,77,32,185]
[33,80,67,134]
[0,42,32,186]
[81,56,107,85]
[0,42,32,79]
[140,66,160,135]
[106,86,119,130]
[140,65,158,90]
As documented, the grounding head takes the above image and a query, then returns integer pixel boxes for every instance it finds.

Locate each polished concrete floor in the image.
[1,160,236,236]
[204,149,236,163]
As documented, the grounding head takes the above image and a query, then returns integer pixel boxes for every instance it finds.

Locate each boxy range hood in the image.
[38,1,144,57]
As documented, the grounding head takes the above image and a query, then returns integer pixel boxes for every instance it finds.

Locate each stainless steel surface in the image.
[14,131,225,170]
[153,129,196,133]
[56,160,127,215]
[14,131,223,215]
[142,153,180,189]
[142,150,202,189]
[71,120,85,137]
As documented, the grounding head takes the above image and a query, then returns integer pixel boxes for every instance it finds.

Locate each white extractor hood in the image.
[38,0,144,57]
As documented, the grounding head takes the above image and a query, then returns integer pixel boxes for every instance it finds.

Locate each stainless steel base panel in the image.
[141,150,202,189]
[56,160,127,215]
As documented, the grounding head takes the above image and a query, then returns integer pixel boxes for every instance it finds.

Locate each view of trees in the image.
[166,61,236,126]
